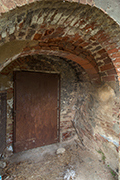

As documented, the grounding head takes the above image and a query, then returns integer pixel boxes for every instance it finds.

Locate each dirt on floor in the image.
[1,136,118,180]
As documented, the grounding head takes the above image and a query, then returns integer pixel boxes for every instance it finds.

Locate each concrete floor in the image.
[2,137,118,180]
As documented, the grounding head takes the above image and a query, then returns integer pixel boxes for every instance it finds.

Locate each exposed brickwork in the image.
[0,1,119,88]
[0,55,91,151]
[0,1,119,174]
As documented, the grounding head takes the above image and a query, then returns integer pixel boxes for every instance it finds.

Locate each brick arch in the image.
[0,1,119,86]
[0,49,99,82]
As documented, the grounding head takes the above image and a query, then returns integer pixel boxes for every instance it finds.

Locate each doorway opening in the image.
[13,71,60,153]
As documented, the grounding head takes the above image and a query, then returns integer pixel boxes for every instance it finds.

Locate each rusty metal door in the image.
[0,92,7,154]
[14,71,60,153]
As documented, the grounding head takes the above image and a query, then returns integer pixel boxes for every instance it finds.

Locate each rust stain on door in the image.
[14,71,60,153]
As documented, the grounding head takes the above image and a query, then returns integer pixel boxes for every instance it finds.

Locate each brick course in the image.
[0,1,119,170]
[0,1,119,86]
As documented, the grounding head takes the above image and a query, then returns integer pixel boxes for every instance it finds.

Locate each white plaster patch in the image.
[7,98,13,109]
[100,134,119,147]
[1,31,7,38]
[56,147,66,155]
[9,26,15,35]
[7,81,13,88]
[51,13,63,24]
[64,169,76,180]
[31,15,39,25]
[90,28,99,36]
[7,145,13,151]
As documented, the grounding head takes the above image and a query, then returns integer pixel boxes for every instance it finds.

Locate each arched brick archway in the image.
[0,0,119,88]
[0,0,119,173]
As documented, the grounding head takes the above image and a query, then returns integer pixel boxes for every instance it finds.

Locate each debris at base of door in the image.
[64,169,76,180]
[56,147,66,155]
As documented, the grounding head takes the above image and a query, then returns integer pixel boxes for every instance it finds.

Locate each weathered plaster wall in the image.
[93,0,120,25]
[75,83,119,172]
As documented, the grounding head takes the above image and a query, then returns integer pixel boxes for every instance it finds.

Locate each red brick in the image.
[40,46,51,50]
[66,54,90,66]
[116,73,120,77]
[107,69,117,75]
[75,19,86,27]
[113,62,120,68]
[82,63,96,73]
[23,47,31,51]
[44,28,55,36]
[32,45,41,50]
[96,53,108,60]
[105,43,117,51]
[72,33,81,42]
[82,63,94,69]
[107,48,118,54]
[33,33,42,40]
[92,30,104,40]
[83,65,98,74]
[62,131,72,141]
[100,63,114,72]
[116,68,120,73]
[49,27,65,39]
[19,22,23,29]
[79,42,89,48]
[103,57,111,64]
[97,49,106,55]
[114,57,120,63]
[111,52,120,59]
[118,77,120,86]
[1,0,16,9]
[74,46,82,55]
[102,75,116,81]
[73,38,84,46]
[7,88,13,94]
[98,34,109,43]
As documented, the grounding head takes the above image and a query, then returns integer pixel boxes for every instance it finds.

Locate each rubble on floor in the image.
[1,137,118,180]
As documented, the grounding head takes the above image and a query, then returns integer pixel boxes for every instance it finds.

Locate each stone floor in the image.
[2,137,118,180]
